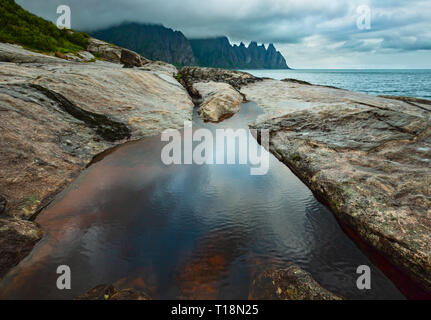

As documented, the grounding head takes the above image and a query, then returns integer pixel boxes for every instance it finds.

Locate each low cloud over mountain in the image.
[16,0,431,68]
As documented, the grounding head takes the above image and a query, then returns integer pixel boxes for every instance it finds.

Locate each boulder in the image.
[247,79,431,293]
[193,81,243,122]
[86,38,122,63]
[121,49,149,68]
[138,60,179,77]
[249,264,342,300]
[180,66,260,91]
[0,216,43,279]
[76,284,151,300]
[55,51,68,60]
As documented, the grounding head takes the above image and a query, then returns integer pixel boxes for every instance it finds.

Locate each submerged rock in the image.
[76,284,151,300]
[193,81,243,122]
[0,216,43,279]
[249,264,342,300]
[247,79,431,293]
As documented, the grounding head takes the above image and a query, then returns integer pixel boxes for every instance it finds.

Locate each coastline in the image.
[0,40,430,299]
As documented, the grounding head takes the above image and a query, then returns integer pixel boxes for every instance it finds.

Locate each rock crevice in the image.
[30,84,131,142]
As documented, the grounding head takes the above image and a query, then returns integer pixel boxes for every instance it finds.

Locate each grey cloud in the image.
[14,0,431,68]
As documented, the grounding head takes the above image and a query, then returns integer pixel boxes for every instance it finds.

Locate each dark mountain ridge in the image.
[91,23,196,66]
[90,23,289,69]
[190,36,289,69]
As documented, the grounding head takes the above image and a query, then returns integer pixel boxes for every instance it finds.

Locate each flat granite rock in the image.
[249,264,342,300]
[0,42,194,278]
[0,43,68,64]
[0,43,194,220]
[247,79,431,293]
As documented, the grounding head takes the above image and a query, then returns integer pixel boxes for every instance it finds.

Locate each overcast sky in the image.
[17,0,431,68]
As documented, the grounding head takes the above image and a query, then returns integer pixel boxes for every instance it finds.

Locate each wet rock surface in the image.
[0,216,43,279]
[76,284,151,300]
[249,264,342,300]
[193,81,243,122]
[247,79,431,293]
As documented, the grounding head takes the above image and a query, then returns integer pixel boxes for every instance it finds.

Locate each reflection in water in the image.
[0,103,404,299]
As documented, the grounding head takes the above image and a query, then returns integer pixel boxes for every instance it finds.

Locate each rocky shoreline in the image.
[0,38,430,298]
[0,40,194,279]
[245,80,431,295]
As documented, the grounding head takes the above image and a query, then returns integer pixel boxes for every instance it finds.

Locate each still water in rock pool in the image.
[0,102,404,299]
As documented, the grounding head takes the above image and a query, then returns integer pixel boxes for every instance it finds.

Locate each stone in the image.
[65,51,96,62]
[86,37,122,63]
[121,48,149,68]
[55,51,68,60]
[247,79,431,293]
[77,51,95,62]
[249,264,343,300]
[0,216,43,279]
[180,66,260,91]
[76,284,151,300]
[193,81,243,122]
[138,60,179,77]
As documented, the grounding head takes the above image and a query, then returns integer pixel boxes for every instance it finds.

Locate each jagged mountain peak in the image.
[90,23,289,69]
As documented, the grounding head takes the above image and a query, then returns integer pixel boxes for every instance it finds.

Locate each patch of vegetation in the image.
[0,0,90,53]
[176,72,182,81]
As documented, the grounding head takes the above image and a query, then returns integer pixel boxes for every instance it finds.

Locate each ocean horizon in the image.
[241,69,431,99]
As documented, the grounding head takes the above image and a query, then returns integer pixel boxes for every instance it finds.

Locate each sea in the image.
[241,69,431,100]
